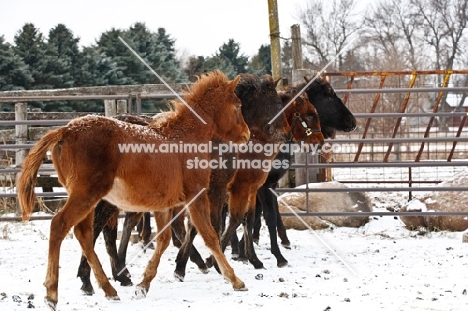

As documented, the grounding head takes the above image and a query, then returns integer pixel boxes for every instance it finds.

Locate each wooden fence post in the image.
[116,100,127,114]
[15,102,27,215]
[290,25,321,186]
[268,0,283,90]
[104,99,116,117]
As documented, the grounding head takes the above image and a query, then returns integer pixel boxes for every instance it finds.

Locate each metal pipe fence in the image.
[0,70,467,221]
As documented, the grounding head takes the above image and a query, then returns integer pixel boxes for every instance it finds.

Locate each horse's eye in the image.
[237,105,242,110]
[307,113,314,121]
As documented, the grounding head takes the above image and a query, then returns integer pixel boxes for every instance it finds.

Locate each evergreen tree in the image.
[216,39,249,74]
[183,56,207,82]
[42,24,82,89]
[118,22,186,84]
[95,27,132,85]
[204,55,237,79]
[249,44,272,75]
[0,36,33,91]
[13,23,45,90]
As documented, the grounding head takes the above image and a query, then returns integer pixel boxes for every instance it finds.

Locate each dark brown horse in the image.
[173,73,300,280]
[18,70,250,310]
[210,88,324,271]
[249,77,357,258]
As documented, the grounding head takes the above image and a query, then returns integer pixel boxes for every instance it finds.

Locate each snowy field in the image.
[1,168,468,311]
[1,202,468,311]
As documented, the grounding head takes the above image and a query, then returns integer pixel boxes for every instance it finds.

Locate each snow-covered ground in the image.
[1,201,468,311]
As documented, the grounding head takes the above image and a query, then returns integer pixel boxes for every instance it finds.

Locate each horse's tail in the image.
[18,129,62,221]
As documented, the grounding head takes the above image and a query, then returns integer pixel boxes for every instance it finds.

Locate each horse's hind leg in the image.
[73,210,119,300]
[135,210,172,298]
[276,202,291,248]
[45,196,118,309]
[189,195,246,291]
[260,189,288,267]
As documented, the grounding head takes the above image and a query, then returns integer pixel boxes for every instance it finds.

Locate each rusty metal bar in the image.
[383,72,418,162]
[415,72,453,162]
[353,74,387,162]
[335,86,468,94]
[448,107,468,162]
[341,76,354,105]
[325,69,468,76]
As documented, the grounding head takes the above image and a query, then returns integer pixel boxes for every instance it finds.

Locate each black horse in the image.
[232,77,356,267]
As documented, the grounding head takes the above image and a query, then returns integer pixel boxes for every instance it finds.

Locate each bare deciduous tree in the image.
[298,0,362,71]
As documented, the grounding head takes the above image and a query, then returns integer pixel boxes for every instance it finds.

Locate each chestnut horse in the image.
[18,70,250,310]
[76,73,288,294]
[174,88,324,281]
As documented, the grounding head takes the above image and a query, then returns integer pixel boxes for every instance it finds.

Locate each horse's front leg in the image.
[135,210,172,298]
[116,212,144,281]
[189,194,246,291]
[73,210,119,301]
[242,205,265,269]
[76,202,107,296]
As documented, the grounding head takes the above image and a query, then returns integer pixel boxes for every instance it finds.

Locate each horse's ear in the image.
[230,75,241,92]
[273,77,282,87]
[303,76,310,83]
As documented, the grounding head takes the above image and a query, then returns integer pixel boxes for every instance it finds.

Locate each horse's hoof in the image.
[134,285,148,299]
[205,256,214,268]
[277,261,288,268]
[119,279,133,287]
[199,267,209,274]
[253,262,265,269]
[142,242,155,250]
[44,298,57,311]
[106,295,121,301]
[80,287,95,296]
[281,242,291,250]
[236,256,248,263]
[231,253,239,259]
[173,272,185,282]
[233,284,248,292]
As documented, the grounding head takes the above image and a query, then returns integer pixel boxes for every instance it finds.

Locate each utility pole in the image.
[268,0,283,90]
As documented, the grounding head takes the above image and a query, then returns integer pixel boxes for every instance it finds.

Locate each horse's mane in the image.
[234,74,261,98]
[148,70,230,129]
[297,77,334,96]
[183,70,230,105]
[234,74,278,103]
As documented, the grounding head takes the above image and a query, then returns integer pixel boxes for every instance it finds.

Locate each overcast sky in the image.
[0,0,313,57]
